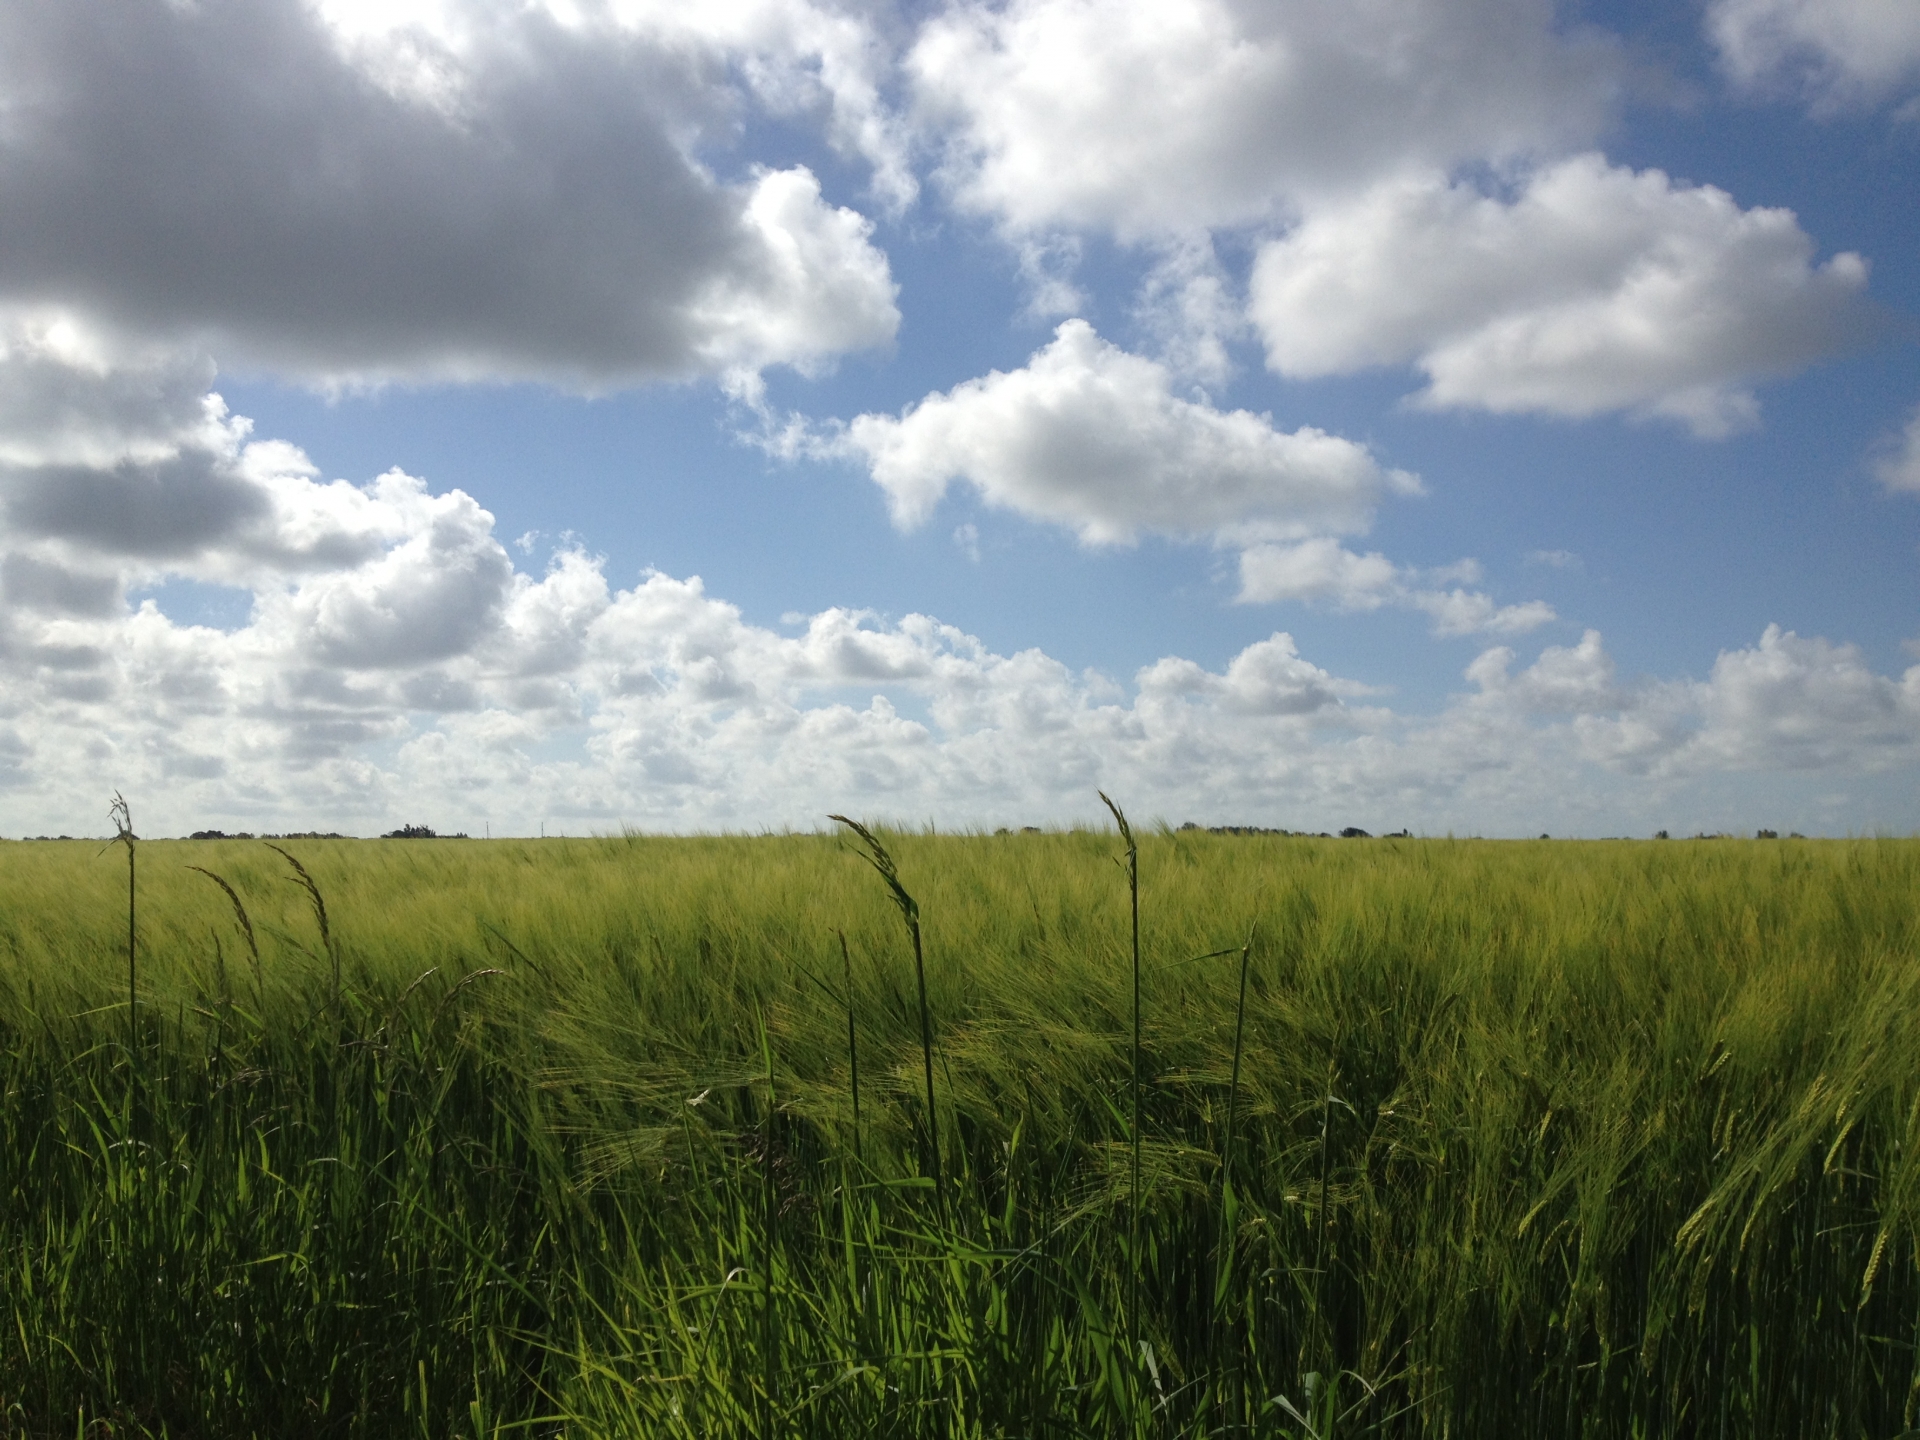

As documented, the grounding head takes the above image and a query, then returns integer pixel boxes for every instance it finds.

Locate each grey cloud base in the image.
[0,0,898,386]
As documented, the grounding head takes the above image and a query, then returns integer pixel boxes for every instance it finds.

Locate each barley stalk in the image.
[1099,790,1143,1399]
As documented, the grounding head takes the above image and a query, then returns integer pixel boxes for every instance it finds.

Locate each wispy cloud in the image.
[1873,403,1920,493]
[1237,539,1556,637]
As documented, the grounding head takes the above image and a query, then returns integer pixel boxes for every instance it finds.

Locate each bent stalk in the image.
[829,815,940,1201]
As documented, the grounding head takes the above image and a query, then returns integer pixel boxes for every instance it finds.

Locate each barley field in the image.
[2,823,1918,1438]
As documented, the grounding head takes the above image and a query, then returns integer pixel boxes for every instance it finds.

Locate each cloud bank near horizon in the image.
[1,356,1915,839]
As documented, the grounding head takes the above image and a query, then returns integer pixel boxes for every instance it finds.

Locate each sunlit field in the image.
[3,826,1918,1438]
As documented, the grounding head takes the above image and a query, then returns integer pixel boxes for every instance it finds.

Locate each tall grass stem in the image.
[1217,924,1254,1434]
[107,794,135,1093]
[838,929,860,1166]
[829,816,940,1201]
[1099,791,1142,1394]
[187,866,260,991]
[759,1015,779,1438]
[266,842,336,1007]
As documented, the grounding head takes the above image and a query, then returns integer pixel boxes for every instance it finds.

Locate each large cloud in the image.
[0,0,899,388]
[1709,0,1920,109]
[823,322,1553,633]
[1684,626,1920,772]
[908,0,1619,237]
[835,320,1415,543]
[1248,155,1870,435]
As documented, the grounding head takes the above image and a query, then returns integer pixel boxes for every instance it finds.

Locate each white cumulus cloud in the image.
[837,320,1414,543]
[908,0,1619,237]
[689,167,903,383]
[1465,630,1622,714]
[1136,633,1371,716]
[1248,154,1871,435]
[1686,625,1920,772]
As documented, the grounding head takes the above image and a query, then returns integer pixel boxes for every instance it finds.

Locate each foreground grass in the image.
[1,829,1918,1437]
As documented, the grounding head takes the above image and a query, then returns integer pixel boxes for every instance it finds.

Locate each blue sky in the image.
[1,0,1917,837]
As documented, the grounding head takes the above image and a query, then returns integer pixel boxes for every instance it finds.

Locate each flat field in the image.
[2,829,1918,1437]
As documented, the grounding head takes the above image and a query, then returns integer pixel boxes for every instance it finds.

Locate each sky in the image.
[0,0,1917,839]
